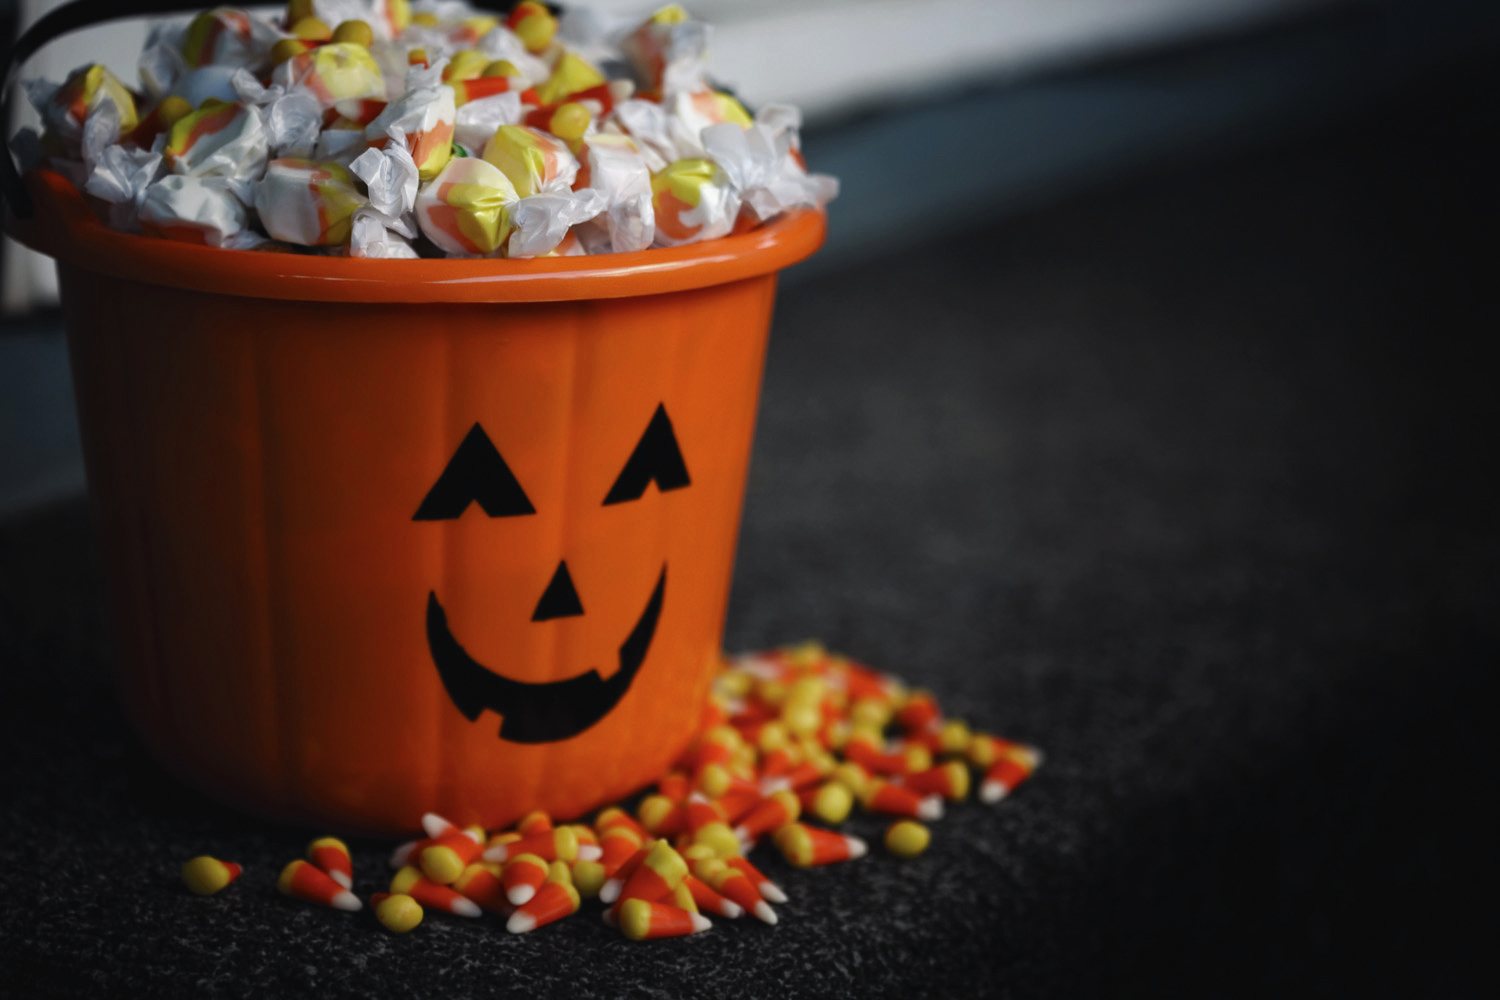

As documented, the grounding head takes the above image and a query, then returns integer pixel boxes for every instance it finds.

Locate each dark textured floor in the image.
[1,67,1495,998]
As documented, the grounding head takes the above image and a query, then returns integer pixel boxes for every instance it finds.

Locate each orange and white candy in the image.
[649,158,738,247]
[279,859,361,911]
[617,898,711,940]
[163,100,267,178]
[772,824,867,868]
[307,836,353,889]
[254,157,366,246]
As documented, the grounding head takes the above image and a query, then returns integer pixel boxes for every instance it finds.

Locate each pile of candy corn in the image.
[181,643,1042,940]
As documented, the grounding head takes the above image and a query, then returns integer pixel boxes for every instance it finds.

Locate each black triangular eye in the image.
[603,404,691,505]
[413,423,536,520]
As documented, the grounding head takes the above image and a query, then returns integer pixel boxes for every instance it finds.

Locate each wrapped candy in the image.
[363,80,455,181]
[607,99,679,173]
[350,206,420,258]
[618,4,708,95]
[506,188,606,258]
[666,89,752,158]
[415,157,518,256]
[41,64,139,144]
[576,132,653,253]
[534,51,605,107]
[482,125,577,197]
[701,120,838,223]
[231,70,323,157]
[180,8,279,70]
[650,158,738,247]
[84,144,165,230]
[273,43,386,109]
[453,91,522,153]
[19,3,837,257]
[254,157,367,246]
[138,175,249,246]
[163,101,269,183]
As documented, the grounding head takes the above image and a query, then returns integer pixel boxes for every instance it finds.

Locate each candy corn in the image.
[484,826,578,865]
[307,836,353,889]
[501,853,549,906]
[507,880,581,934]
[981,746,1043,803]
[617,898,711,941]
[862,779,944,821]
[725,856,788,905]
[279,860,360,911]
[452,862,511,916]
[390,865,481,917]
[616,841,687,905]
[773,824,867,868]
[372,892,423,933]
[884,820,931,859]
[181,856,242,896]
[684,874,742,919]
[733,789,800,843]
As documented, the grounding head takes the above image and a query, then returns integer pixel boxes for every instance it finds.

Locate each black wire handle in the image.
[0,0,527,219]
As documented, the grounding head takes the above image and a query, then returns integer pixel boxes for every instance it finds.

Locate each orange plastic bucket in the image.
[7,169,824,834]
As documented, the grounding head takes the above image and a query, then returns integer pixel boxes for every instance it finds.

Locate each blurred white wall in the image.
[4,0,1346,312]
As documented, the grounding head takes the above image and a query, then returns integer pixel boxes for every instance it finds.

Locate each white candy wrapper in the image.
[665,89,752,159]
[233,70,323,157]
[138,175,248,246]
[254,158,368,246]
[364,82,455,181]
[170,66,242,108]
[453,91,523,153]
[271,43,386,110]
[650,157,739,247]
[350,207,420,258]
[618,8,709,95]
[701,122,837,223]
[179,7,281,70]
[476,27,553,86]
[578,133,653,253]
[139,43,186,101]
[350,143,419,217]
[608,99,679,173]
[84,143,164,216]
[506,188,607,258]
[315,128,370,162]
[163,102,269,182]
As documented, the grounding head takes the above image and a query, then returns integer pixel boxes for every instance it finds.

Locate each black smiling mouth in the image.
[425,565,666,743]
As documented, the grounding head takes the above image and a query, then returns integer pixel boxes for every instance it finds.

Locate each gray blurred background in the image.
[2,0,1497,515]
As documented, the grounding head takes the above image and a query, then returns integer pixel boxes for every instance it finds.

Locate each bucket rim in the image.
[6,169,826,304]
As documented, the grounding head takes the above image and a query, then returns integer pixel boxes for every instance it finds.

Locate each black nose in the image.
[532,561,585,621]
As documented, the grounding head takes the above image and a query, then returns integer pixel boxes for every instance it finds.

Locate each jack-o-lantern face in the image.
[415,404,690,743]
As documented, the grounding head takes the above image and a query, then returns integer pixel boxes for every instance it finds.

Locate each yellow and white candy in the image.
[414,157,519,257]
[254,157,367,246]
